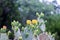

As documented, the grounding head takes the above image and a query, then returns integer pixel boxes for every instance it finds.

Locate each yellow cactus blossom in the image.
[26,20,31,25]
[32,19,38,24]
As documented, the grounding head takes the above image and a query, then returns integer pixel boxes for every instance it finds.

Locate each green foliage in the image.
[17,0,54,25]
[45,14,60,40]
[0,0,55,25]
[0,0,21,26]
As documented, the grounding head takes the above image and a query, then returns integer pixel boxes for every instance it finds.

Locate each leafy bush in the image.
[45,14,60,40]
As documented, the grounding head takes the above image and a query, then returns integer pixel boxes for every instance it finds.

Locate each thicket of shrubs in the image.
[45,14,60,40]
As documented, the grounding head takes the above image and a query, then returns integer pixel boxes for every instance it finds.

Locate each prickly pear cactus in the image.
[21,27,33,40]
[0,33,9,40]
[14,28,21,40]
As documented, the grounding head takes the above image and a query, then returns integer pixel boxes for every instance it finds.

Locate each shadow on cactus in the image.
[7,31,14,39]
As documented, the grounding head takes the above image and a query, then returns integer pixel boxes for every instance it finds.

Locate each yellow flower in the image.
[32,19,38,24]
[26,20,31,25]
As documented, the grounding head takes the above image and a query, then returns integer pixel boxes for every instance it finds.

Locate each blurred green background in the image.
[0,0,60,40]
